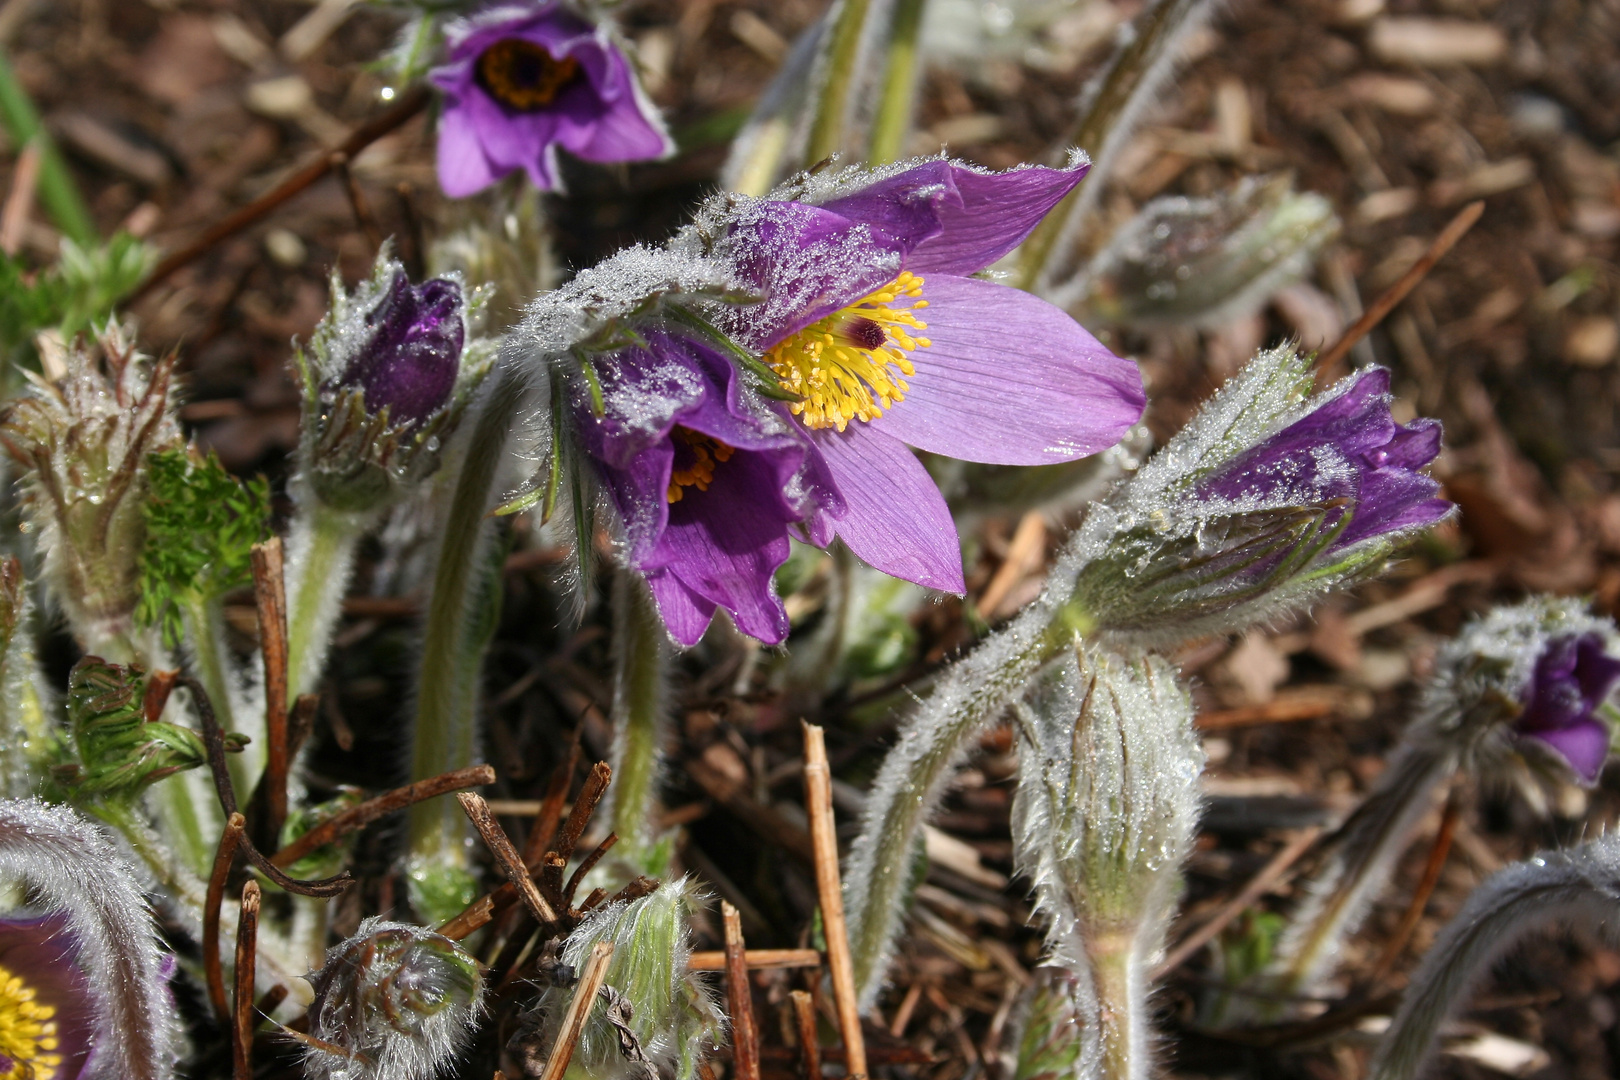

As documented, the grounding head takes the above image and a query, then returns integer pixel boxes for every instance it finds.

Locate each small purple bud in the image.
[1514,633,1620,784]
[340,273,465,426]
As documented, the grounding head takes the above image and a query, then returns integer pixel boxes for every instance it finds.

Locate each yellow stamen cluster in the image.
[0,962,63,1080]
[667,427,736,503]
[765,271,931,431]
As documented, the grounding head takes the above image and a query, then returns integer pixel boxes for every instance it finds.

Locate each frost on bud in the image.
[1073,174,1338,329]
[1011,645,1201,1080]
[52,657,235,805]
[0,557,50,799]
[0,797,179,1080]
[304,918,485,1080]
[519,878,723,1080]
[1061,346,1451,646]
[294,250,495,515]
[1369,836,1620,1080]
[0,325,182,659]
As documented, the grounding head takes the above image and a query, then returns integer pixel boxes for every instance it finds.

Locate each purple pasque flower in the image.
[570,327,841,646]
[695,158,1145,602]
[430,2,673,197]
[0,913,94,1080]
[1198,366,1450,551]
[1513,632,1620,784]
[339,272,465,426]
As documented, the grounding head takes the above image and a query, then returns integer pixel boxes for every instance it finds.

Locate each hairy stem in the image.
[405,365,523,920]
[186,595,260,800]
[283,501,365,704]
[604,572,671,869]
[867,0,928,165]
[805,0,873,165]
[1090,932,1149,1080]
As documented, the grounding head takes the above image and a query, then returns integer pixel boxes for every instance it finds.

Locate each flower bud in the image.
[1,324,182,659]
[520,878,722,1080]
[1005,969,1095,1080]
[1075,174,1339,329]
[1062,345,1451,645]
[304,918,485,1080]
[296,251,493,516]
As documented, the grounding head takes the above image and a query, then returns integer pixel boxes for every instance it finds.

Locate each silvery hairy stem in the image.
[1369,836,1620,1080]
[0,558,48,799]
[602,571,675,875]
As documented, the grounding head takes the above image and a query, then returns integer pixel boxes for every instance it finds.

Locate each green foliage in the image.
[0,234,153,361]
[277,786,364,881]
[54,657,240,803]
[135,449,270,646]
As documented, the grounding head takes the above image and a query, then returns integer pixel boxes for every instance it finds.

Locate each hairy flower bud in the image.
[0,325,182,659]
[304,919,485,1080]
[1062,345,1451,645]
[295,251,494,516]
[1073,174,1339,328]
[1011,646,1201,1080]
[520,878,722,1080]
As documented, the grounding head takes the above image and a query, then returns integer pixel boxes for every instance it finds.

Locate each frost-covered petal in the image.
[820,160,1090,277]
[873,275,1145,465]
[1339,464,1448,547]
[812,425,963,593]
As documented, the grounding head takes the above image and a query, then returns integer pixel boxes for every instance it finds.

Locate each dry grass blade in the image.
[272,765,496,867]
[233,880,261,1080]
[724,902,762,1080]
[688,948,822,971]
[438,894,496,941]
[204,812,247,1024]
[251,537,290,839]
[802,722,866,1079]
[459,791,560,926]
[539,940,615,1080]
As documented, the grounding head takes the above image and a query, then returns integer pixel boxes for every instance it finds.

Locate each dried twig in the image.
[272,765,496,867]
[723,902,762,1080]
[523,736,582,867]
[1156,826,1324,977]
[233,881,261,1080]
[127,84,432,305]
[564,833,617,903]
[802,723,866,1079]
[438,895,496,942]
[539,940,615,1080]
[251,538,290,840]
[1314,200,1485,382]
[204,812,247,1023]
[688,949,823,971]
[791,989,821,1080]
[459,792,560,927]
[555,761,612,863]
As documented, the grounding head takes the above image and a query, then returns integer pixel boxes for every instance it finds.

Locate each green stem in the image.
[805,0,873,165]
[405,366,523,921]
[94,801,209,920]
[1014,0,1207,292]
[1089,932,1148,1080]
[186,595,260,798]
[605,573,670,869]
[867,0,928,165]
[284,501,366,704]
[0,52,95,245]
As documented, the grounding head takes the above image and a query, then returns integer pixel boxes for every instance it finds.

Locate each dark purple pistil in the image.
[343,273,464,426]
[841,316,889,351]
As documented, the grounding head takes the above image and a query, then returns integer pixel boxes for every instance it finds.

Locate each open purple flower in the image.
[430,2,673,197]
[0,913,94,1080]
[1514,632,1620,784]
[1199,367,1450,551]
[338,273,464,427]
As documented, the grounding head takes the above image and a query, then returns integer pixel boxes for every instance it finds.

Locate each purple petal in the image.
[562,81,673,162]
[436,104,502,197]
[1574,635,1620,705]
[813,425,965,593]
[1338,464,1448,547]
[1522,721,1611,785]
[818,160,1089,277]
[871,275,1145,464]
[646,571,719,647]
[645,448,796,645]
[1379,418,1442,470]
[0,914,94,1078]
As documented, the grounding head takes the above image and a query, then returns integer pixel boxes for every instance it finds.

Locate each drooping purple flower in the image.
[1513,632,1620,784]
[1198,367,1451,551]
[338,273,465,426]
[594,159,1143,643]
[0,913,94,1080]
[430,2,673,197]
